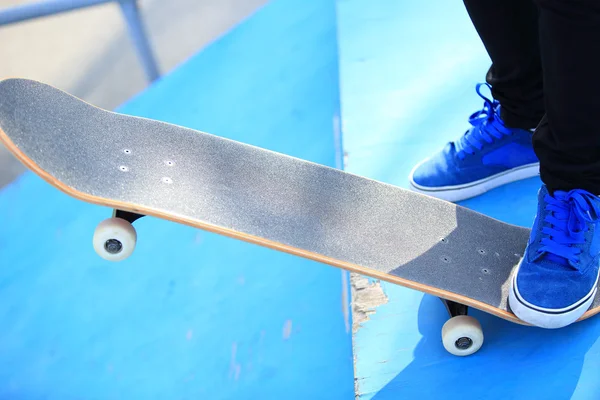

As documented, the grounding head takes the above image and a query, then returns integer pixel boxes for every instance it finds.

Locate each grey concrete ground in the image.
[0,0,267,189]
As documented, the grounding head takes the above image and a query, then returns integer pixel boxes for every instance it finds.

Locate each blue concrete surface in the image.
[337,0,600,399]
[0,0,354,398]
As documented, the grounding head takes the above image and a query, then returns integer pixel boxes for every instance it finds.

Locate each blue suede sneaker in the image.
[509,185,600,328]
[409,83,539,202]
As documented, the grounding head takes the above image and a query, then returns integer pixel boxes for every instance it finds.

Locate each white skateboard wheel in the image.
[441,315,484,356]
[93,217,137,261]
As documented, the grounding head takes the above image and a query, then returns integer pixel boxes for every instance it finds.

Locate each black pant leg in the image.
[463,0,545,129]
[532,0,600,194]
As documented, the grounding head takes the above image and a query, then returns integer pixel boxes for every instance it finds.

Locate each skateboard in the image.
[1,78,599,356]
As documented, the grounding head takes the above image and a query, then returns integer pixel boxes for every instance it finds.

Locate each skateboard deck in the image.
[1,78,599,355]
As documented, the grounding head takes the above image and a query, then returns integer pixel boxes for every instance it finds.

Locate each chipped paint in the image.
[229,342,241,381]
[350,273,388,334]
[282,320,293,339]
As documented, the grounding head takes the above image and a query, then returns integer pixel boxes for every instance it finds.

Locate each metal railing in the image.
[0,0,160,82]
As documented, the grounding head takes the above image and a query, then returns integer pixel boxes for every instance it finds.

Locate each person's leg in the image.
[532,1,600,194]
[408,0,542,201]
[509,0,600,328]
[464,0,545,129]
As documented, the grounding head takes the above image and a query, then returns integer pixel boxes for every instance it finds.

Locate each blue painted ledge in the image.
[0,0,354,398]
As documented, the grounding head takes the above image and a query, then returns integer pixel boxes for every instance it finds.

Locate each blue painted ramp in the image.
[337,1,600,399]
[0,0,354,398]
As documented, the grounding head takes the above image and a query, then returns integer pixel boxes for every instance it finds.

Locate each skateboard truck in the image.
[113,209,145,224]
[92,209,144,261]
[440,298,483,356]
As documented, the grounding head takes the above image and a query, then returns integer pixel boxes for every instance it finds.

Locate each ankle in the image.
[498,107,540,132]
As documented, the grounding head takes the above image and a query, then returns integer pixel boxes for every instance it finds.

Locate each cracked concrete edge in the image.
[351,272,389,334]
[351,272,389,399]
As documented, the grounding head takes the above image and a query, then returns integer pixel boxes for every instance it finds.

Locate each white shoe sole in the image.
[508,266,599,329]
[408,160,540,202]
